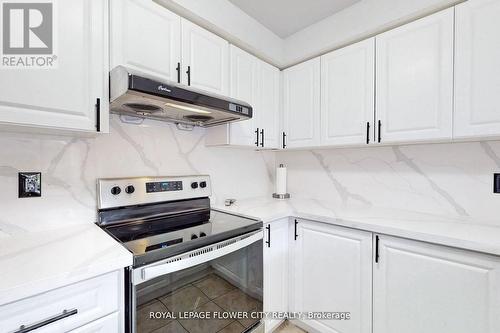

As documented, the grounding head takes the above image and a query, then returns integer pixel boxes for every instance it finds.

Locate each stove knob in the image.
[199,181,207,188]
[125,185,135,194]
[110,186,121,195]
[191,182,199,189]
[191,234,199,240]
[199,232,206,237]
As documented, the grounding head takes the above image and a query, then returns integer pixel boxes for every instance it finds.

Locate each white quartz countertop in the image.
[214,197,500,257]
[0,223,132,306]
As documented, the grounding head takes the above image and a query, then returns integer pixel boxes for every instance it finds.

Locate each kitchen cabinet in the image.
[282,58,321,148]
[0,270,124,333]
[110,0,181,83]
[110,1,228,96]
[454,0,500,139]
[263,219,289,333]
[181,19,229,95]
[0,0,109,133]
[375,8,454,144]
[291,220,372,333]
[320,38,375,146]
[205,46,280,148]
[373,235,500,333]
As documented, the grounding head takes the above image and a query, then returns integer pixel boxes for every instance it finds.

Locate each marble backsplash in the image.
[0,115,275,234]
[278,141,500,224]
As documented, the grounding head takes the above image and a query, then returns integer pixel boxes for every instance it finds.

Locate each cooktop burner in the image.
[96,176,261,267]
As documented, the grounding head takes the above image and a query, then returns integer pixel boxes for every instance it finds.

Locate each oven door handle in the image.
[134,230,263,284]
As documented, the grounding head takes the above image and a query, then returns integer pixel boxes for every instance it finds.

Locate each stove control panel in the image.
[97,175,211,210]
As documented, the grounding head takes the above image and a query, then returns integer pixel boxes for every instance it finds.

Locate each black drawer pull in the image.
[14,309,78,333]
[255,128,260,147]
[260,129,264,147]
[366,122,370,144]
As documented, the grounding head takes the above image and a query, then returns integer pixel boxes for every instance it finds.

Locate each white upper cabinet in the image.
[0,0,109,133]
[320,38,375,146]
[454,0,500,139]
[375,8,454,144]
[374,235,500,333]
[110,0,181,83]
[283,58,321,148]
[258,61,280,149]
[291,220,372,333]
[181,19,229,95]
[226,45,259,146]
[205,46,279,148]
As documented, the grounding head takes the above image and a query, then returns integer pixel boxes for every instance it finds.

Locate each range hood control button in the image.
[125,185,135,194]
[199,232,206,237]
[199,181,207,188]
[191,234,198,240]
[111,186,121,195]
[191,182,199,189]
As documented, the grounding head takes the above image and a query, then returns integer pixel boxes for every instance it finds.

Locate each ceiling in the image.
[228,0,362,38]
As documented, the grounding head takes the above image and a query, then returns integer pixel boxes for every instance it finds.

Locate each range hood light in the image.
[164,102,212,114]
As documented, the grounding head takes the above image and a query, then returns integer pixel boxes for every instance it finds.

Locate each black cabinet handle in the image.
[14,309,78,333]
[176,62,181,83]
[95,98,101,132]
[375,235,380,263]
[255,128,260,147]
[378,120,382,143]
[260,129,264,147]
[282,132,287,149]
[294,219,298,240]
[266,225,271,248]
[366,122,370,144]
[186,66,191,86]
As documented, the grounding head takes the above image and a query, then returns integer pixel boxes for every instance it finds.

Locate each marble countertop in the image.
[0,223,132,306]
[214,197,500,257]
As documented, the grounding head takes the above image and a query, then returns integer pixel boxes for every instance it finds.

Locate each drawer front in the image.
[70,312,120,333]
[0,270,121,333]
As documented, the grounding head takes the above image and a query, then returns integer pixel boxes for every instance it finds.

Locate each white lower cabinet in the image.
[0,270,124,333]
[263,219,289,333]
[373,235,500,333]
[290,220,372,333]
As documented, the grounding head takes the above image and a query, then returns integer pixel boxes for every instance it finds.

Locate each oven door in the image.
[127,230,264,333]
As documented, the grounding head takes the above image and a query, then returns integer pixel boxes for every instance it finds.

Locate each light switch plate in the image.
[19,172,41,198]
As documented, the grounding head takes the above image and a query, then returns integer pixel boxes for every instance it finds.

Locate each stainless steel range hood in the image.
[109,66,252,127]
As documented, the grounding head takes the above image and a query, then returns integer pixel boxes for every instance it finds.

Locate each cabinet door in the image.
[373,235,500,333]
[259,62,280,149]
[263,219,289,333]
[181,19,229,95]
[0,0,109,133]
[454,0,500,139]
[376,8,453,143]
[110,0,181,83]
[321,38,375,146]
[291,220,372,333]
[227,45,259,147]
[283,58,321,148]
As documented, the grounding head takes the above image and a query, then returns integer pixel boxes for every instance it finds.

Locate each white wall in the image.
[0,115,275,235]
[278,141,500,223]
[283,0,463,66]
[157,0,464,68]
[156,0,285,67]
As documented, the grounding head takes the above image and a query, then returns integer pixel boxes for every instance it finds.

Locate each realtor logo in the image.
[1,1,57,68]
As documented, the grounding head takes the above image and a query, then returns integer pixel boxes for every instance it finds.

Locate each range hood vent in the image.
[109,66,252,127]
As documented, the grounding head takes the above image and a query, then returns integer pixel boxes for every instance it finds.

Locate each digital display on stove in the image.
[146,181,183,193]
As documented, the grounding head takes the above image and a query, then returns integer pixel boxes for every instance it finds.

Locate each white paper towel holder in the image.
[273,164,290,199]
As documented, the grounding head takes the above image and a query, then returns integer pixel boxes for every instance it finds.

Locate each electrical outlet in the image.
[495,174,500,194]
[19,172,41,198]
